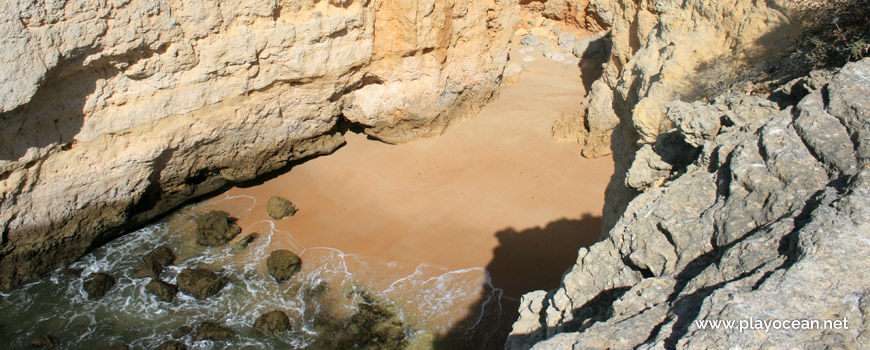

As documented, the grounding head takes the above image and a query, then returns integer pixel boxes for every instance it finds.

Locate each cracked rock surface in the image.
[509,58,870,350]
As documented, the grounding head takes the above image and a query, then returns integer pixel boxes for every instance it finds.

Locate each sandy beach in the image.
[214,45,613,297]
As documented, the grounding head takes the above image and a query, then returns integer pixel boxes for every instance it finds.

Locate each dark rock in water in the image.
[106,343,130,350]
[266,196,297,220]
[145,245,175,266]
[146,279,178,302]
[83,273,115,300]
[130,260,162,279]
[177,268,227,299]
[171,326,193,339]
[131,246,176,279]
[233,233,259,250]
[29,335,55,349]
[253,310,291,335]
[266,249,302,282]
[155,340,186,350]
[312,290,407,350]
[194,321,233,341]
[195,211,241,246]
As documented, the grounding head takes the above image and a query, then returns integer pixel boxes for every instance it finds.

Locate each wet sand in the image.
[216,46,613,298]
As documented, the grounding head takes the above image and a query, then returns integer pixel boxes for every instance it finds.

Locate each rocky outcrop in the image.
[131,245,175,279]
[543,0,814,234]
[509,58,870,349]
[0,0,519,289]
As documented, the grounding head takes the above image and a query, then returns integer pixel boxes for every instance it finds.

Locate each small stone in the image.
[266,196,297,220]
[194,211,241,246]
[520,34,540,47]
[177,268,228,299]
[146,279,178,302]
[194,321,233,341]
[83,273,115,300]
[266,250,302,282]
[155,340,186,350]
[253,310,291,335]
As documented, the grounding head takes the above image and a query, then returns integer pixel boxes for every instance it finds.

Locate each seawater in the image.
[0,195,503,349]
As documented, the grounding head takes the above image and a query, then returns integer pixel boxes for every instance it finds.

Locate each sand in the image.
[200,44,613,342]
[213,45,613,296]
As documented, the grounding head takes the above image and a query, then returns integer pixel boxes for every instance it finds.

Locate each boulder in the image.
[266,196,297,220]
[146,279,178,302]
[253,310,291,335]
[83,273,115,300]
[131,245,176,279]
[266,250,302,282]
[145,246,175,266]
[194,321,233,341]
[155,341,186,350]
[177,268,228,299]
[194,211,241,246]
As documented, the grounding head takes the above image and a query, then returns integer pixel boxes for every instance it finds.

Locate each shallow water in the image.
[0,195,501,349]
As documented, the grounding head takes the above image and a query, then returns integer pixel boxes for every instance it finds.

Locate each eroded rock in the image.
[266,196,297,220]
[131,246,176,279]
[194,211,241,246]
[253,310,292,335]
[146,279,178,302]
[510,59,870,350]
[177,268,227,299]
[266,250,302,282]
[83,273,115,300]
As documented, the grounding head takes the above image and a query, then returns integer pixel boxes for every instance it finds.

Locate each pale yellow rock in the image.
[0,0,520,289]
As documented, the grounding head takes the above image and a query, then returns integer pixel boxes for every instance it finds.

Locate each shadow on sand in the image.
[433,213,602,349]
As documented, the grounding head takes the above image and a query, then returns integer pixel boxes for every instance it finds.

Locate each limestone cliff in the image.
[509,40,870,350]
[0,0,518,289]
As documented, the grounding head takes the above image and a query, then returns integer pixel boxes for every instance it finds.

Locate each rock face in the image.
[266,196,297,220]
[0,0,519,289]
[541,0,813,234]
[194,211,241,246]
[266,249,302,282]
[177,268,227,299]
[253,310,291,335]
[509,59,870,349]
[82,272,115,300]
